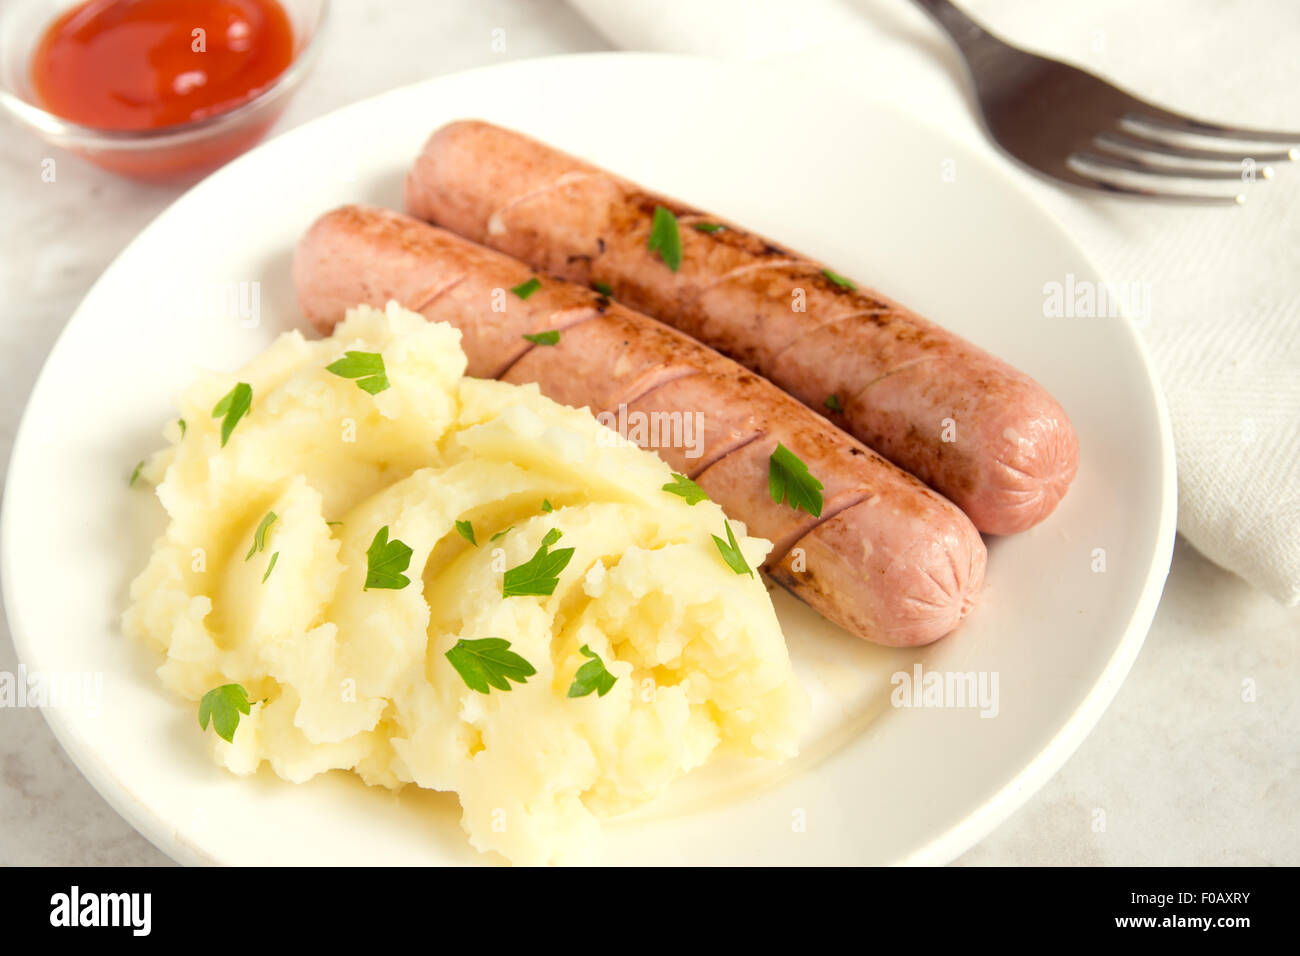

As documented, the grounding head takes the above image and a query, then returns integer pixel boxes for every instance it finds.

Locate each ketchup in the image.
[31,0,295,131]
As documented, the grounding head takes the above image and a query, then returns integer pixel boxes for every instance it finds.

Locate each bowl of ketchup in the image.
[0,0,328,182]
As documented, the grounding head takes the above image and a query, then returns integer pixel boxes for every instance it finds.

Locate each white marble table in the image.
[1,0,1295,866]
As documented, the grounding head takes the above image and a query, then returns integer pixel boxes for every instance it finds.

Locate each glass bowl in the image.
[0,0,329,182]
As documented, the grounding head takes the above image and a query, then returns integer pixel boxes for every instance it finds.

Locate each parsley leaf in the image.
[567,644,618,698]
[662,472,708,505]
[178,418,187,437]
[692,222,725,234]
[456,519,477,546]
[824,393,843,413]
[711,520,753,577]
[510,277,542,299]
[129,460,144,487]
[211,383,252,447]
[262,552,279,583]
[541,499,554,513]
[592,281,613,296]
[245,511,277,560]
[364,525,412,591]
[522,330,560,346]
[647,205,683,272]
[768,442,825,517]
[326,351,390,395]
[198,683,252,743]
[822,268,856,290]
[490,526,514,542]
[502,529,574,597]
[445,638,535,694]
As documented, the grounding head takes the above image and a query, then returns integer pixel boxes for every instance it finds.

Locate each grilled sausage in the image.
[404,120,1080,535]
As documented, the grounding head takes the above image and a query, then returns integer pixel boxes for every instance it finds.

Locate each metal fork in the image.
[914,0,1299,203]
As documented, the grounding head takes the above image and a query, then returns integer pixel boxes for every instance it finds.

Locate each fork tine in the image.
[1100,130,1295,164]
[1072,150,1259,182]
[1125,112,1300,146]
[1066,156,1247,204]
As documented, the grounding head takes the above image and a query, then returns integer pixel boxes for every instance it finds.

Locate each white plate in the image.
[1,53,1176,866]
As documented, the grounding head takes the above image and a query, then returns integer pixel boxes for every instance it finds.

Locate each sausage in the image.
[293,204,986,647]
[404,120,1080,536]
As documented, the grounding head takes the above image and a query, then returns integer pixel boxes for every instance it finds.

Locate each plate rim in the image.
[0,50,1178,867]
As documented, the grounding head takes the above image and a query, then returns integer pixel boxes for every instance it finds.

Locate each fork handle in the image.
[910,0,999,55]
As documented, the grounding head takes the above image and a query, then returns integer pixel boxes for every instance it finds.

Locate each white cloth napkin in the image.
[567,0,1300,605]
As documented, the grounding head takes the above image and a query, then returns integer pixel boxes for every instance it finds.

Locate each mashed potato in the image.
[124,302,807,865]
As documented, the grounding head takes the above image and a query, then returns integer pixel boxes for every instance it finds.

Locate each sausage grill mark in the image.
[764,308,895,367]
[613,365,701,409]
[487,170,610,227]
[405,273,466,314]
[845,354,945,402]
[685,429,766,479]
[690,259,813,293]
[493,296,620,382]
